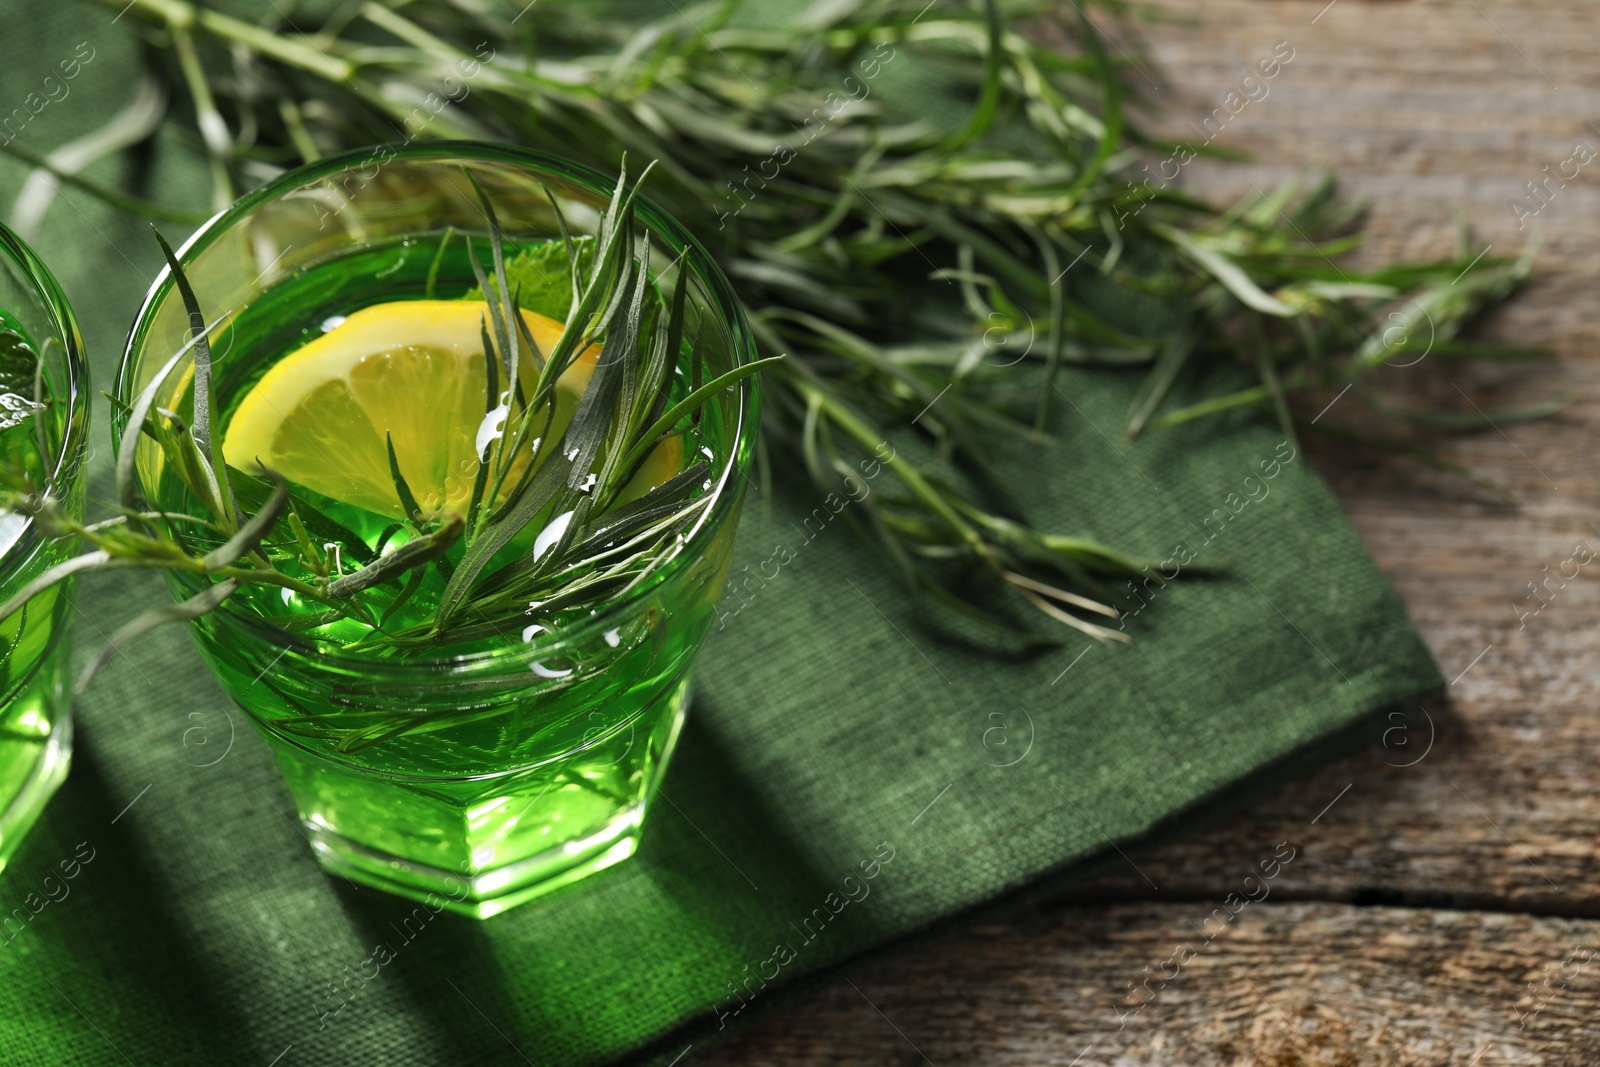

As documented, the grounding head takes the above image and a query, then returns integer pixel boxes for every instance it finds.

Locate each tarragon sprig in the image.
[18,0,1557,644]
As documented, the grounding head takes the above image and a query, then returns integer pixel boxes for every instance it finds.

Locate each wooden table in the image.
[696,2,1600,1063]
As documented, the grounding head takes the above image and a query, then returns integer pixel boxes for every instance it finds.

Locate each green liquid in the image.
[0,316,73,871]
[158,238,739,914]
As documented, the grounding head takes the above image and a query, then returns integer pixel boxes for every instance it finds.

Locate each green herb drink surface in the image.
[208,238,680,628]
[152,235,739,895]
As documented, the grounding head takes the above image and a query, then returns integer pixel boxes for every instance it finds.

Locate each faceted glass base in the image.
[269,678,690,918]
[0,647,71,874]
[307,801,645,918]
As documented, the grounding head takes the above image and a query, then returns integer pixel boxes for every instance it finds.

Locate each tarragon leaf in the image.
[326,514,464,598]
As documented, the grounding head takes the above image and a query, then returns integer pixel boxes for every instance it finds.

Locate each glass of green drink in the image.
[115,145,756,917]
[0,224,88,872]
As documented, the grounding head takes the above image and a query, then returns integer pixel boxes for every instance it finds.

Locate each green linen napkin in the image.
[0,6,1440,1065]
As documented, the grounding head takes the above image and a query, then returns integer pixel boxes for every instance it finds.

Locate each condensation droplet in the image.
[531,511,574,561]
[476,402,509,459]
[531,661,574,679]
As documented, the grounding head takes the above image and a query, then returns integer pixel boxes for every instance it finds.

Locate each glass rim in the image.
[113,140,758,672]
[0,221,90,574]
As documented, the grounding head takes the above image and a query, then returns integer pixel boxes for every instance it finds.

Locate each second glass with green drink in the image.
[0,223,87,874]
[116,144,757,917]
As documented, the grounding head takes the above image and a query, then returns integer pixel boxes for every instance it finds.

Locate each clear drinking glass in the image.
[115,144,757,917]
[0,223,88,872]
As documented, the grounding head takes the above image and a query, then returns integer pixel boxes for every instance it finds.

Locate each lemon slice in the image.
[221,300,678,520]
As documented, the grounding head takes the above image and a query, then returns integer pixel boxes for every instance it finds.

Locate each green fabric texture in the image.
[0,5,1441,1064]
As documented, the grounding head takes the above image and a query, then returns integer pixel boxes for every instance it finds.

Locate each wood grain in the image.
[698,903,1600,1066]
[685,1,1600,1062]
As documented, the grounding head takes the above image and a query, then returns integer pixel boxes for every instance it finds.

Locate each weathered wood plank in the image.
[696,902,1600,1066]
